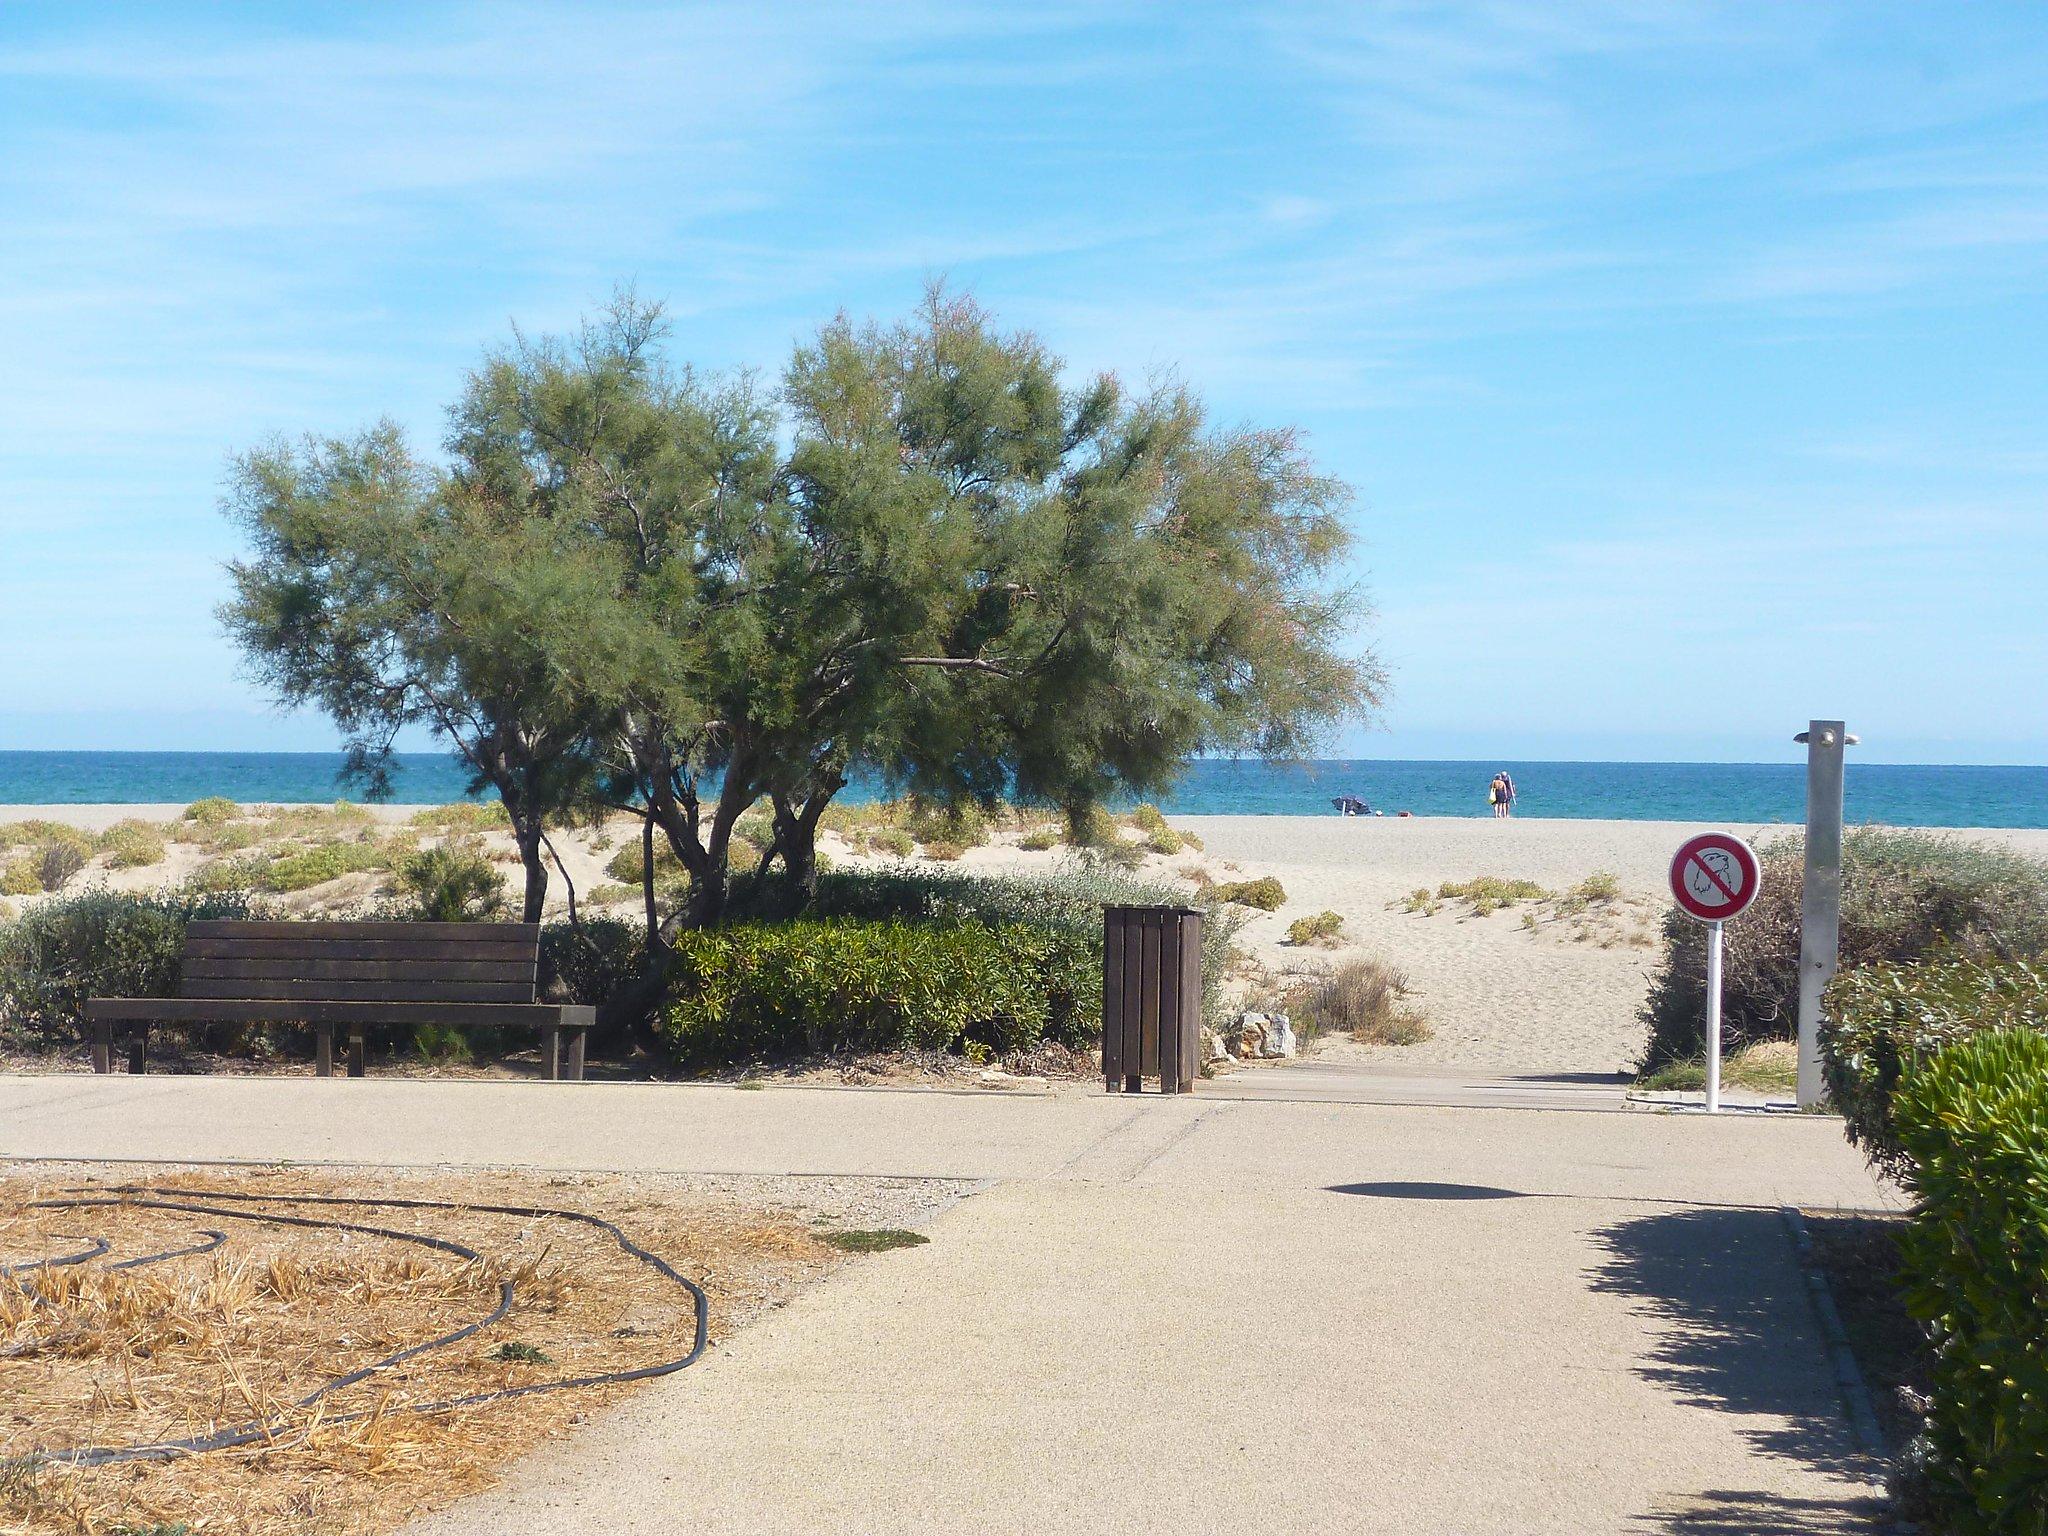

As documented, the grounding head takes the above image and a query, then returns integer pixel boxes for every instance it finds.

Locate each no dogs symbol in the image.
[1668,833,1761,924]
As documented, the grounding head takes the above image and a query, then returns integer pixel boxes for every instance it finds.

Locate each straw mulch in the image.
[0,1166,843,1534]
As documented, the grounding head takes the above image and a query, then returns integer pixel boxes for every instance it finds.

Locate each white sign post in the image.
[1669,833,1762,1113]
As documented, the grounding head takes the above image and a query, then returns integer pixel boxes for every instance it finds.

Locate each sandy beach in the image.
[7,804,2046,1080]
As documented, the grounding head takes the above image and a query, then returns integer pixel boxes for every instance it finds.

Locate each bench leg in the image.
[348,1030,366,1079]
[543,1025,562,1081]
[92,1020,112,1075]
[566,1029,586,1082]
[315,1026,334,1077]
[127,1026,148,1075]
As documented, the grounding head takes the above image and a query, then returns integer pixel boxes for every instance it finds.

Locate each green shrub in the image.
[803,862,1246,1028]
[1211,876,1286,911]
[1017,827,1059,852]
[906,800,989,851]
[35,841,88,892]
[0,858,40,898]
[920,839,967,862]
[0,821,94,859]
[1286,910,1344,946]
[1641,829,2048,1070]
[540,916,646,1024]
[871,828,915,858]
[656,918,1095,1065]
[0,886,257,1044]
[1295,957,1429,1045]
[588,882,639,906]
[1437,875,1549,915]
[1893,1029,2048,1533]
[182,797,241,825]
[259,838,395,893]
[395,845,508,922]
[406,801,509,833]
[98,819,168,869]
[1823,954,2048,1179]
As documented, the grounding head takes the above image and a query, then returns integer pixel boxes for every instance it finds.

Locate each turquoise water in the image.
[1,751,2043,828]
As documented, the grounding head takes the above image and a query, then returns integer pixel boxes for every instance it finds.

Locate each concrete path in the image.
[0,1071,1898,1532]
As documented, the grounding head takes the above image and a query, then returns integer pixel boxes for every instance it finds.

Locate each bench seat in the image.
[86,920,593,1080]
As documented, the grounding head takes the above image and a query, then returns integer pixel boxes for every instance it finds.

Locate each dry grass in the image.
[0,1166,851,1535]
[1293,956,1432,1046]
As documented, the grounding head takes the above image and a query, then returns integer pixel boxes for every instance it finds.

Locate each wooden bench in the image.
[86,920,593,1080]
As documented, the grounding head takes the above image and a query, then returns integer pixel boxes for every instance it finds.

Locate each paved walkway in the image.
[0,1069,1898,1533]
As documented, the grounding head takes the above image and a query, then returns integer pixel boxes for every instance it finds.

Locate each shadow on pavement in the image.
[1591,1207,1888,1532]
[1326,1181,1528,1201]
[1630,1490,1886,1534]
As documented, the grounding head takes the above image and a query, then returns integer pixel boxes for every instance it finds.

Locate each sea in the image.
[1,751,2044,829]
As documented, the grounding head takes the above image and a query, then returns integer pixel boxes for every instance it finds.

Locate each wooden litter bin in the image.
[1101,905,1203,1094]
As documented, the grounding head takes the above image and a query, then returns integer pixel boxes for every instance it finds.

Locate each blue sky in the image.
[2,3,2044,765]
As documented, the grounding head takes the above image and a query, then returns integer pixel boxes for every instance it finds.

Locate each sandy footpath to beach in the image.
[1178,814,2048,1078]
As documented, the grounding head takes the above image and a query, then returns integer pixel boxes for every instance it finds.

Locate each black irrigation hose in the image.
[14,1186,709,1468]
[0,1236,110,1279]
[107,1229,230,1271]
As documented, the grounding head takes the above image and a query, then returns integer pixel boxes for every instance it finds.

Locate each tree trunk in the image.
[515,824,548,924]
[771,772,845,913]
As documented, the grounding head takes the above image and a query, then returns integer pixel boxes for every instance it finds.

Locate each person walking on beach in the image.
[1488,774,1506,818]
[1500,771,1517,817]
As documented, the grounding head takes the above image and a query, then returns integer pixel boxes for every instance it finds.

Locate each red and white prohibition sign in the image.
[1669,832,1761,925]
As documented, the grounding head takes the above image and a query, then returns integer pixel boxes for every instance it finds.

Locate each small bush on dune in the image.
[0,859,41,898]
[0,821,94,859]
[1286,910,1344,946]
[1437,875,1549,916]
[406,801,509,833]
[395,845,508,922]
[920,839,967,862]
[1211,876,1286,911]
[1641,828,2048,1070]
[870,827,915,858]
[98,819,168,869]
[1296,957,1429,1046]
[36,841,88,892]
[1017,827,1060,852]
[258,838,396,893]
[182,797,241,825]
[906,800,990,851]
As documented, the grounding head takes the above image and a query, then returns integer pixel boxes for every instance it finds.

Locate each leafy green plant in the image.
[258,837,396,893]
[34,841,87,892]
[182,797,241,825]
[0,859,39,898]
[906,800,989,850]
[1641,829,2048,1070]
[821,1229,929,1253]
[1823,954,2048,1179]
[488,1340,554,1364]
[1892,1029,2048,1534]
[539,916,648,1051]
[1017,827,1059,852]
[1436,875,1548,916]
[871,828,915,858]
[1211,876,1285,911]
[657,918,1097,1065]
[0,886,258,1044]
[1286,910,1344,946]
[395,844,509,922]
[920,839,967,862]
[98,819,168,870]
[407,801,509,833]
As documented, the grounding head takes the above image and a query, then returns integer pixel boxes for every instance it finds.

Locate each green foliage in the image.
[1294,957,1429,1045]
[98,819,168,869]
[1211,876,1286,911]
[1286,910,1344,946]
[1892,1030,2048,1533]
[407,801,509,833]
[0,886,258,1044]
[1822,954,2048,1179]
[488,1340,554,1364]
[1436,875,1549,916]
[539,916,647,1050]
[799,861,1245,1027]
[258,838,397,893]
[395,844,508,922]
[0,859,40,898]
[906,800,989,851]
[0,824,92,895]
[821,1229,929,1253]
[920,839,967,862]
[1017,827,1059,852]
[657,918,1096,1064]
[0,821,94,859]
[870,828,915,858]
[182,797,241,825]
[1641,829,2048,1070]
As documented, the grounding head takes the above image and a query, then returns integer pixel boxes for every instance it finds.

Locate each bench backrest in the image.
[181,921,542,1005]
